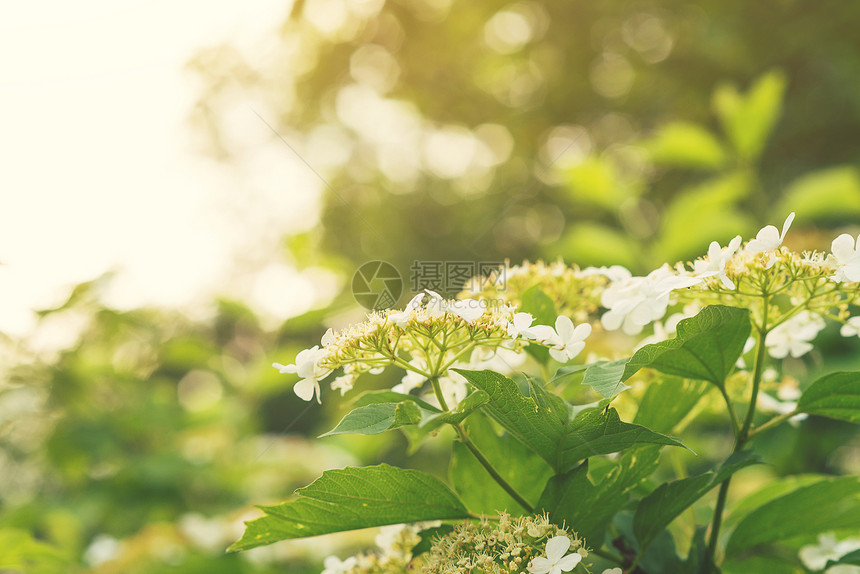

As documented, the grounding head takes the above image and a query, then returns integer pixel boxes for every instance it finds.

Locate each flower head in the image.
[694,235,743,289]
[528,535,582,574]
[746,212,795,254]
[601,266,700,335]
[764,311,826,359]
[321,555,357,574]
[273,345,331,403]
[548,316,591,362]
[830,233,860,283]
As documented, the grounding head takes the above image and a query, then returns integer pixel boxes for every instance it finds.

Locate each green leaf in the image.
[643,122,728,170]
[797,371,860,423]
[352,390,440,412]
[547,222,639,269]
[548,364,589,386]
[827,549,860,568]
[657,172,753,262]
[582,359,633,399]
[634,377,711,434]
[454,369,687,473]
[776,166,860,221]
[625,306,751,390]
[450,413,552,514]
[0,528,68,574]
[722,556,800,574]
[713,70,786,160]
[634,451,760,552]
[582,306,750,400]
[726,476,860,556]
[419,390,490,430]
[320,401,422,437]
[229,464,471,551]
[682,526,720,574]
[539,446,661,545]
[520,286,557,364]
[562,155,632,210]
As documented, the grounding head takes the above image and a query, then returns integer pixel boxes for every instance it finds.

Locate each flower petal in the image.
[555,315,574,341]
[831,234,857,261]
[528,557,553,574]
[294,377,318,402]
[545,536,571,562]
[558,552,583,571]
[780,211,796,240]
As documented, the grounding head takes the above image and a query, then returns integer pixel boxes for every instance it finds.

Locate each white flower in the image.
[392,358,428,394]
[389,293,426,326]
[764,311,826,359]
[746,212,795,254]
[830,233,860,283]
[445,298,485,322]
[273,345,332,403]
[468,346,527,374]
[548,316,591,362]
[602,570,623,574]
[331,374,357,396]
[841,317,860,338]
[528,536,582,574]
[694,235,743,289]
[321,327,336,347]
[322,555,357,574]
[424,289,485,322]
[506,312,538,339]
[601,266,701,336]
[799,533,860,573]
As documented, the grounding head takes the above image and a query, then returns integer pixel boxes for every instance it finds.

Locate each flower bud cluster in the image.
[421,513,586,574]
[274,289,591,404]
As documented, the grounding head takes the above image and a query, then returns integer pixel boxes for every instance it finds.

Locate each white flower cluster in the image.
[799,532,860,574]
[595,212,860,359]
[274,289,590,405]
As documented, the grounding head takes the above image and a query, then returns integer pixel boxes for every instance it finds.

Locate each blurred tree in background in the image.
[191,0,860,284]
[2,0,860,572]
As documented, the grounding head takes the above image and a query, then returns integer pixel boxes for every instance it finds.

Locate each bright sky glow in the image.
[0,0,338,336]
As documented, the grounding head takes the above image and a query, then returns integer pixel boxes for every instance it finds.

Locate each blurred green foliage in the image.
[191,0,860,288]
[3,0,860,571]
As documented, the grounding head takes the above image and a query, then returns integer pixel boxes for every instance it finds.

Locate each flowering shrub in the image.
[231,214,860,573]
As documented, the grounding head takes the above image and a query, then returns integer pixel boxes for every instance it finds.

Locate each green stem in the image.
[707,301,769,562]
[429,377,450,411]
[718,387,740,438]
[455,425,534,513]
[430,377,535,513]
[747,409,799,438]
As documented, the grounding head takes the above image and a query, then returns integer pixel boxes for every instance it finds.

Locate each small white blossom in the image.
[841,317,860,338]
[694,235,743,289]
[799,533,860,573]
[392,358,428,394]
[601,266,701,335]
[273,345,331,403]
[389,292,427,326]
[528,536,582,574]
[548,316,591,362]
[602,570,623,574]
[830,233,860,283]
[746,212,795,254]
[331,374,357,396]
[764,311,826,359]
[506,312,542,340]
[321,555,357,574]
